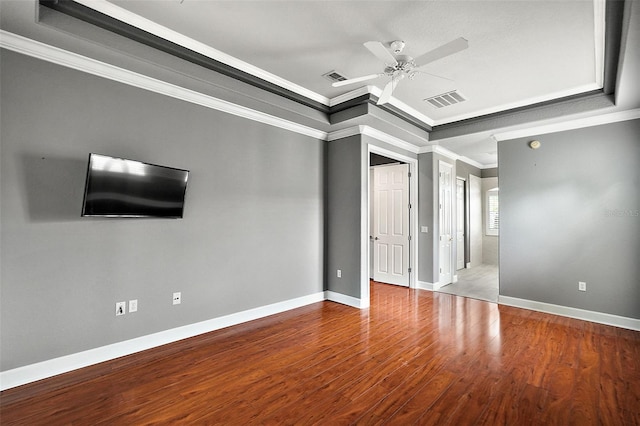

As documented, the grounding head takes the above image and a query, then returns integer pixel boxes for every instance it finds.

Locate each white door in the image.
[373,164,409,287]
[456,178,465,270]
[469,175,483,268]
[438,161,453,287]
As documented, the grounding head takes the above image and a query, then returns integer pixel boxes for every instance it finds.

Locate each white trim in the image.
[0,30,328,141]
[499,296,640,331]
[329,86,372,107]
[593,0,606,88]
[418,144,459,159]
[492,108,640,141]
[73,0,329,106]
[434,83,602,126]
[453,274,459,283]
[417,281,435,291]
[457,156,485,169]
[325,291,367,309]
[328,125,422,154]
[327,125,362,142]
[0,291,325,391]
[433,282,446,291]
[361,126,421,154]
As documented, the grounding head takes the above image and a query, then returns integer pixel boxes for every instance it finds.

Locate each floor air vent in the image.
[323,70,348,83]
[425,90,467,108]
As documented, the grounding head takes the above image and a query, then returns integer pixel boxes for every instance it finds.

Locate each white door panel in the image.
[439,161,453,287]
[373,164,409,287]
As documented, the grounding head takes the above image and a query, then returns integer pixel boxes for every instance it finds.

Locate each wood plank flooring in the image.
[2,282,639,425]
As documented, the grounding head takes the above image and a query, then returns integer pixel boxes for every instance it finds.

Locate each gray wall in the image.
[481,167,498,178]
[499,119,640,319]
[456,160,482,266]
[418,153,435,283]
[327,135,364,298]
[0,50,325,370]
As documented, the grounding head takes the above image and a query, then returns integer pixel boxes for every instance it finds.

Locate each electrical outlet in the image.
[173,292,181,305]
[115,301,126,316]
[578,281,586,292]
[421,226,429,233]
[129,299,138,313]
[337,269,342,278]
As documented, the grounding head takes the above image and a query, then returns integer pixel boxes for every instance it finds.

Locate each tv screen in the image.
[81,153,189,218]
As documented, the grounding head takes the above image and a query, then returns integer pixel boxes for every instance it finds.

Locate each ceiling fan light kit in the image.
[333,37,469,105]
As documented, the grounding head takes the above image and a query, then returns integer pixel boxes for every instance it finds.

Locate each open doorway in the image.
[435,173,498,302]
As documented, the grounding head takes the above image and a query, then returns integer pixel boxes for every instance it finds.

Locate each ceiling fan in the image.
[332,37,468,105]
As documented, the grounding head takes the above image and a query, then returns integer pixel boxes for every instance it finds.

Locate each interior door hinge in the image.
[408,235,412,241]
[408,267,412,273]
[408,172,412,178]
[408,203,412,209]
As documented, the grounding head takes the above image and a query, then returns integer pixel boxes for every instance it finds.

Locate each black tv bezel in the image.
[81,153,190,219]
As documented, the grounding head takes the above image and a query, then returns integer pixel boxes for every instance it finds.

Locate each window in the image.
[486,188,499,236]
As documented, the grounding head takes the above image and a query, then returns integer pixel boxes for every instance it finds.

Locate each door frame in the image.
[363,145,418,302]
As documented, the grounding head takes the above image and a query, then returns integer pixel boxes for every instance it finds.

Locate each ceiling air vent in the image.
[323,70,348,83]
[424,90,467,108]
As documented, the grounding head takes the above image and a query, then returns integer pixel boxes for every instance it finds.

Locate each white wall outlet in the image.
[337,269,342,278]
[173,292,181,305]
[115,301,126,316]
[578,281,586,292]
[129,299,138,313]
[421,226,429,233]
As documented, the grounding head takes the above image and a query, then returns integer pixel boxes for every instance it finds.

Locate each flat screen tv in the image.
[81,153,190,218]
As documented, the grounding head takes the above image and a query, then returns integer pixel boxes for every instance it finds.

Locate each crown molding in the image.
[0,30,328,141]
[328,125,421,154]
[492,108,640,141]
[71,0,330,107]
[417,144,460,159]
[457,156,486,169]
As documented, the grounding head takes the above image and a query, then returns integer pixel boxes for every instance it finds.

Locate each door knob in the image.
[375,237,379,240]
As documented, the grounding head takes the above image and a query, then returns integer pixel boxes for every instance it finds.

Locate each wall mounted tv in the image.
[81,153,190,218]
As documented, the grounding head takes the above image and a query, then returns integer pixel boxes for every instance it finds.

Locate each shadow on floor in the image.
[435,264,498,303]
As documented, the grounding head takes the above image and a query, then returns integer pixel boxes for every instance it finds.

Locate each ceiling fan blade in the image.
[413,37,468,68]
[412,70,455,82]
[364,41,398,66]
[377,74,404,105]
[331,73,383,87]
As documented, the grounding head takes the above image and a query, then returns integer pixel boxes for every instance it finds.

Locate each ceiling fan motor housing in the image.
[390,40,405,54]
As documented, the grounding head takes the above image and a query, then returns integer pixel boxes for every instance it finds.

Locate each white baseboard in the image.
[325,291,366,309]
[433,281,445,290]
[0,291,325,391]
[453,275,459,283]
[499,296,640,331]
[416,281,435,291]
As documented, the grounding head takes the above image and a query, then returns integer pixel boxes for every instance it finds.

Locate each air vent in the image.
[424,90,467,108]
[323,70,348,83]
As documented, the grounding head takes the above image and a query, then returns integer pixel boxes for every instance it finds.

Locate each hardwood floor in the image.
[2,282,639,425]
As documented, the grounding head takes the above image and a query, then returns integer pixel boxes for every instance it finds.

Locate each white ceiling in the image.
[73,0,619,165]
